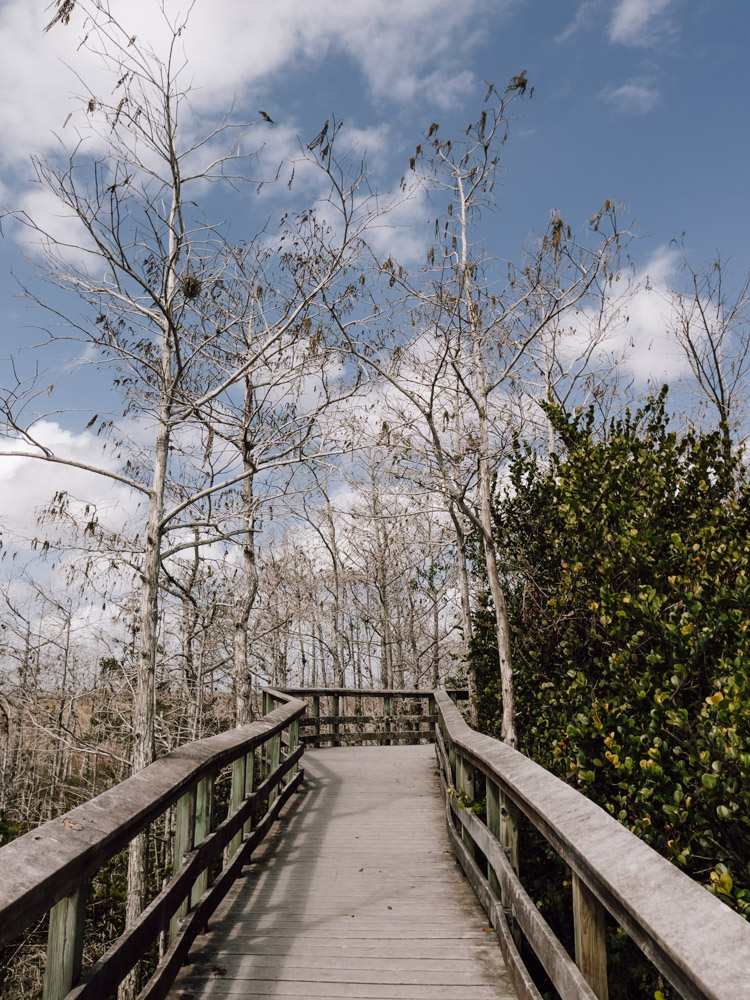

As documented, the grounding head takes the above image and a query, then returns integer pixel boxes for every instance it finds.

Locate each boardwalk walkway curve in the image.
[0,687,749,1000]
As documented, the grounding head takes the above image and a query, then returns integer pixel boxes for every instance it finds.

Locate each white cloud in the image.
[604,245,692,383]
[0,0,504,176]
[601,76,660,115]
[555,1,600,44]
[609,0,675,47]
[534,245,693,388]
[0,421,135,542]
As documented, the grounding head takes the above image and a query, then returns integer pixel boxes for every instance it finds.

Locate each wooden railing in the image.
[434,689,750,1000]
[0,689,306,1000]
[270,686,468,746]
[6,684,746,1000]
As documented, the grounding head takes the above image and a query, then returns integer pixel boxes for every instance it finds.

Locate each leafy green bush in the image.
[474,391,750,918]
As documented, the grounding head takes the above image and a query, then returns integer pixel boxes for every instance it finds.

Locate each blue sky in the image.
[1,0,748,342]
[0,0,748,541]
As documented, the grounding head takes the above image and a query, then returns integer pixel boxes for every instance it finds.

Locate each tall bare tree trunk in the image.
[234,450,258,725]
[459,177,517,748]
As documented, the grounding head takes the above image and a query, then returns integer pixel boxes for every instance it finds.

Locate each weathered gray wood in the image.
[435,725,595,1000]
[445,780,598,1000]
[135,770,303,1000]
[64,759,304,1000]
[456,752,476,857]
[500,789,519,880]
[0,695,306,946]
[573,873,609,1000]
[43,883,87,1000]
[167,746,516,1000]
[169,786,196,942]
[434,689,750,1000]
[443,794,543,1000]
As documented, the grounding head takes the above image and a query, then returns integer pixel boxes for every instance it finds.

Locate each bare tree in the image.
[667,245,750,456]
[0,4,380,991]
[327,82,631,745]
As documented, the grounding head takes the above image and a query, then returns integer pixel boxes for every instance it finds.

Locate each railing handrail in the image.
[275,686,469,698]
[434,688,750,1000]
[0,691,306,949]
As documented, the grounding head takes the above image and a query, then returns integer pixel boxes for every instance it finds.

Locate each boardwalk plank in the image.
[167,745,516,1000]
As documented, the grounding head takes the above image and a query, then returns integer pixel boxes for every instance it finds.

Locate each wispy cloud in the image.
[0,0,509,176]
[555,1,599,44]
[601,76,660,115]
[609,0,675,47]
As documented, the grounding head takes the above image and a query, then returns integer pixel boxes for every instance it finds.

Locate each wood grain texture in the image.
[572,873,608,1000]
[167,745,516,1000]
[43,884,87,1000]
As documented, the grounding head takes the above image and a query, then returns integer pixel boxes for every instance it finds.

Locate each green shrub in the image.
[474,391,750,919]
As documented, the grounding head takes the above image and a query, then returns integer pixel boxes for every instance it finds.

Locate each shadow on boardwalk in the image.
[169,745,515,1000]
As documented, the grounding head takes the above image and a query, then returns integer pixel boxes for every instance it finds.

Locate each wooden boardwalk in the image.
[168,744,516,1000]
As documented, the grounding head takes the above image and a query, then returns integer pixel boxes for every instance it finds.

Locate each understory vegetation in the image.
[470,390,750,994]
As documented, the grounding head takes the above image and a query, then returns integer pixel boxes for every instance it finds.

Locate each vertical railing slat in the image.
[267,732,282,806]
[456,754,475,856]
[169,785,197,943]
[572,872,609,1000]
[485,776,501,898]
[331,694,340,746]
[288,720,299,778]
[312,694,320,746]
[227,755,246,860]
[191,774,214,907]
[242,749,255,836]
[43,884,87,1000]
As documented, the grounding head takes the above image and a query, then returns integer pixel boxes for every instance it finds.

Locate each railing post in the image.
[456,753,475,856]
[43,884,87,1000]
[169,785,197,942]
[500,791,519,875]
[267,732,281,806]
[262,690,271,715]
[485,776,501,898]
[288,720,299,778]
[312,694,320,746]
[572,872,609,1000]
[331,694,340,746]
[355,693,364,740]
[383,695,391,746]
[242,749,255,836]
[448,736,457,786]
[227,754,247,860]
[191,774,214,907]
